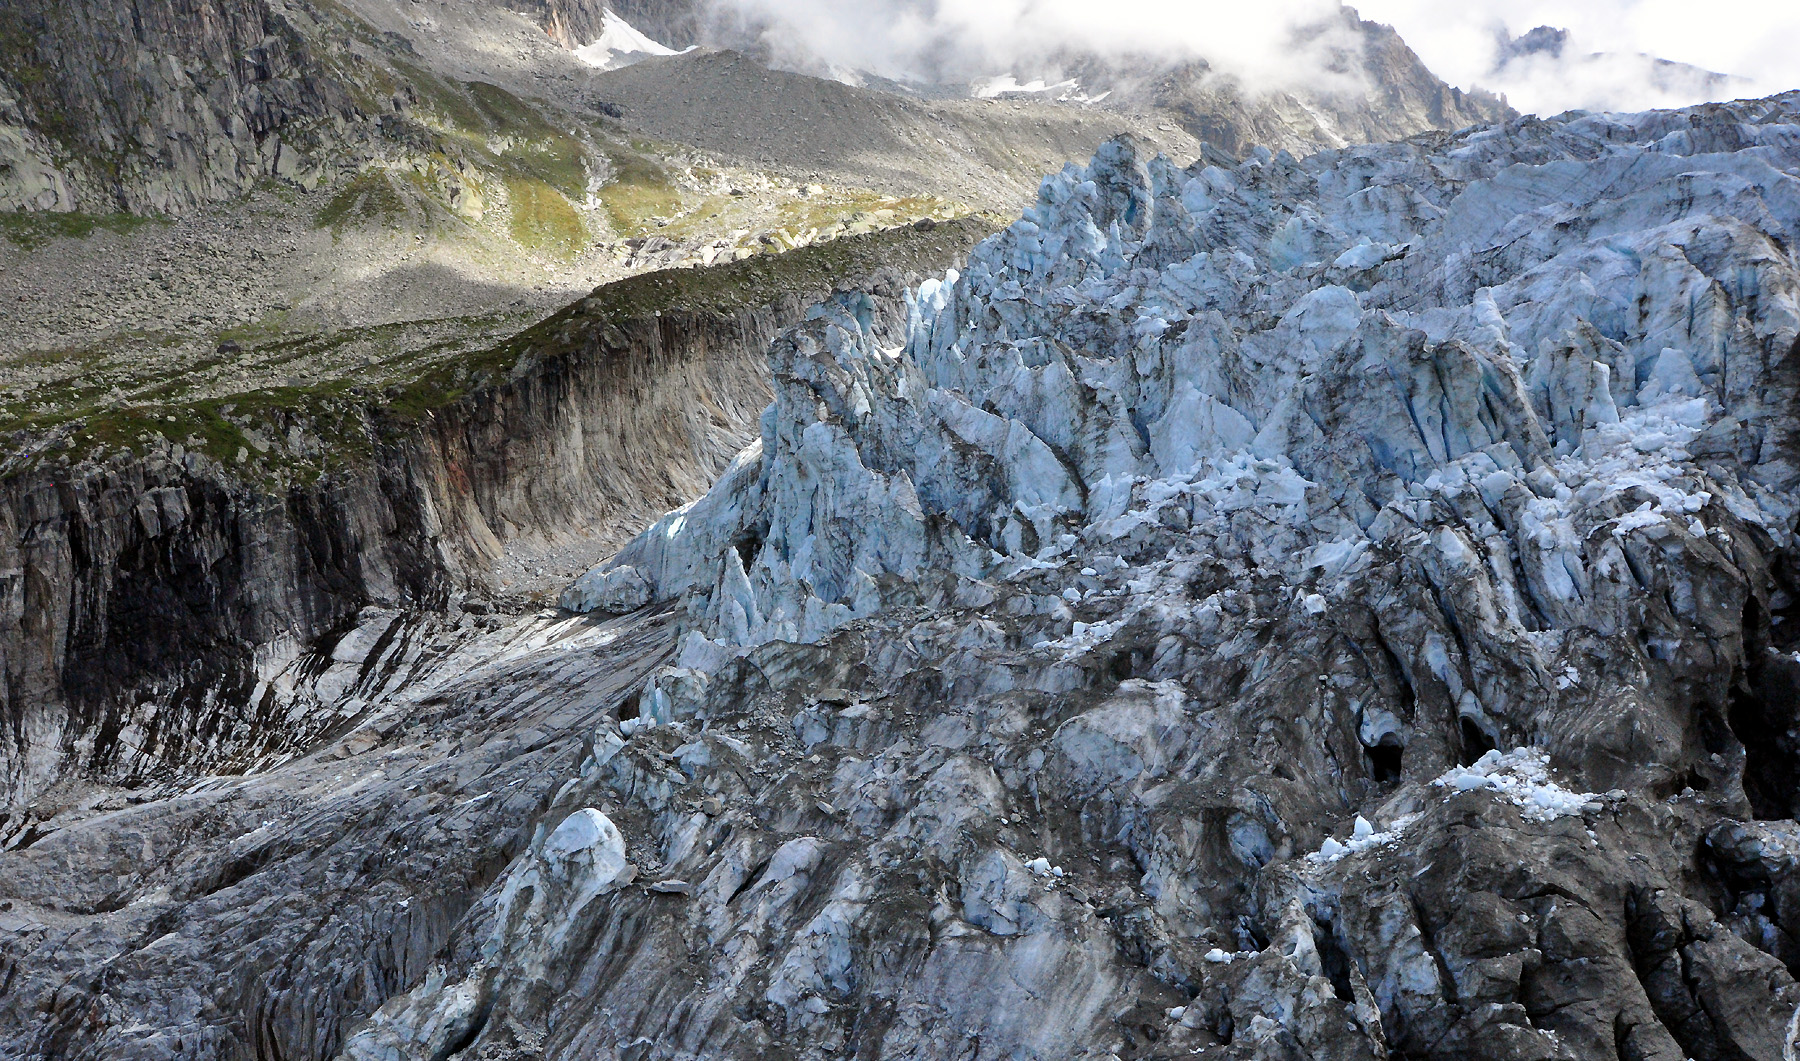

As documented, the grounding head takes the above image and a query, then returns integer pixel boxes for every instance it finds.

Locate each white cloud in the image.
[1353,0,1800,113]
[701,0,1800,115]
[710,0,1369,92]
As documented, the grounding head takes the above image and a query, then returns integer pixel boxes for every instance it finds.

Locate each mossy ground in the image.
[596,142,683,238]
[0,212,168,250]
[506,177,587,259]
[0,310,521,482]
[315,171,413,230]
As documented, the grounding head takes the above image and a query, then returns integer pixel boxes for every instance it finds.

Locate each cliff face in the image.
[0,0,359,213]
[0,219,989,816]
[0,442,451,810]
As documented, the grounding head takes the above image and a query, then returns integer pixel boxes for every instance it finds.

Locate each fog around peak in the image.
[700,0,1800,115]
[1355,0,1798,114]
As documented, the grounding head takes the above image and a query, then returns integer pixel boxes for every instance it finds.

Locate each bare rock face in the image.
[0,0,359,213]
[7,98,1800,1061]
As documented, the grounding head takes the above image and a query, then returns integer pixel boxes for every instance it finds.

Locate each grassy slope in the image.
[0,218,997,484]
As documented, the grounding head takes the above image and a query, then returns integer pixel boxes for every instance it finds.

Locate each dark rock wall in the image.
[0,0,357,212]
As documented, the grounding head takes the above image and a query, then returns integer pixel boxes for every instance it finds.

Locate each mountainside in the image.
[582,49,1200,210]
[0,1,1505,219]
[4,92,1800,1060]
[0,0,1193,451]
[588,1,1509,158]
[0,0,1507,451]
[0,218,989,815]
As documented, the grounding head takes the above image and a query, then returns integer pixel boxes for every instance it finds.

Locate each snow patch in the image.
[1308,814,1417,863]
[572,12,691,71]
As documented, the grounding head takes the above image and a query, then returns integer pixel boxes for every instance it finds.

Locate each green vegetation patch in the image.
[314,168,466,233]
[506,177,586,259]
[581,216,999,319]
[314,171,410,230]
[2,377,375,486]
[390,58,488,133]
[0,211,166,250]
[469,83,591,198]
[597,145,682,239]
[397,73,593,200]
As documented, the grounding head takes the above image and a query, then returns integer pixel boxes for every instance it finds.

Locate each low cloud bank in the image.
[693,0,1800,114]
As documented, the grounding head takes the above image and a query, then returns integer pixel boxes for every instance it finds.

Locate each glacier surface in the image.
[415,95,1800,1060]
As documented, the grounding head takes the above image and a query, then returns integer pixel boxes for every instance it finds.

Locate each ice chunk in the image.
[1433,749,1597,821]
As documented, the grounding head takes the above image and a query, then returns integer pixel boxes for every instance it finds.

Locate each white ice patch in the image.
[1034,619,1125,659]
[571,12,691,71]
[1434,749,1598,821]
[1308,813,1417,863]
[970,75,1108,104]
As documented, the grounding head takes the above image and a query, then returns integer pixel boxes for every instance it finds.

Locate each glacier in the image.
[581,94,1800,757]
[549,92,1800,1060]
[319,94,1800,1061]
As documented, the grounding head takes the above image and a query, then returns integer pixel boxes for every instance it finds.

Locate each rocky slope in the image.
[584,48,1206,212]
[0,218,988,818]
[5,93,1800,1061]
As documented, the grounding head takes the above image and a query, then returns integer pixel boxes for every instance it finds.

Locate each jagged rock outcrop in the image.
[6,97,1800,1061]
[526,0,698,53]
[0,220,987,817]
[0,0,362,213]
[1133,9,1511,156]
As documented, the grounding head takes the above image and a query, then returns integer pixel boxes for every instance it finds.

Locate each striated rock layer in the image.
[0,221,987,817]
[8,98,1800,1061]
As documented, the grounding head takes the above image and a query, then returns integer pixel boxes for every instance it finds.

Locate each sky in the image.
[706,0,1800,115]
